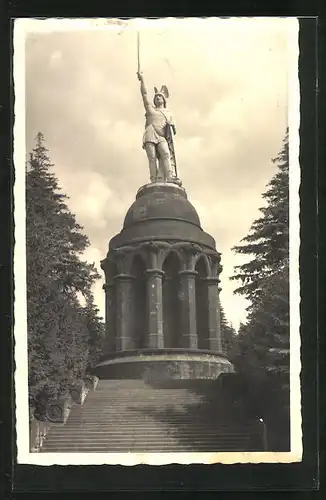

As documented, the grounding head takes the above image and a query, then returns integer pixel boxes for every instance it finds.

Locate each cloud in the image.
[23,17,293,328]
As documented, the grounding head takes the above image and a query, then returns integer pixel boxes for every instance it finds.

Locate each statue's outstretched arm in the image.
[137,72,150,110]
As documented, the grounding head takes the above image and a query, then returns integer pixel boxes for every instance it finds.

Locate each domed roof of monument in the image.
[109,182,216,251]
[123,183,201,228]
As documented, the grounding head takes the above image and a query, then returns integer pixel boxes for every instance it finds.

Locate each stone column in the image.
[115,273,135,351]
[146,269,164,349]
[206,277,222,352]
[179,270,198,349]
[103,282,116,352]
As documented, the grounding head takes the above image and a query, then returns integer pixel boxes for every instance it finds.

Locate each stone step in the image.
[88,389,203,392]
[86,402,204,405]
[88,397,204,400]
[94,385,200,389]
[78,406,203,410]
[47,437,256,443]
[77,404,204,408]
[82,402,203,406]
[53,422,251,428]
[39,379,263,453]
[90,390,202,393]
[61,421,254,428]
[81,401,204,405]
[70,407,206,421]
[65,419,242,431]
[64,415,254,423]
[78,404,204,409]
[69,411,204,415]
[92,390,208,394]
[81,397,206,402]
[91,385,201,389]
[88,392,204,395]
[87,398,205,401]
[46,427,255,438]
[68,411,214,415]
[43,439,255,448]
[70,407,218,416]
[43,439,249,446]
[44,430,252,436]
[51,431,257,438]
[91,395,204,398]
[41,445,257,452]
[63,422,240,428]
[82,406,208,410]
[78,408,210,412]
[89,388,202,391]
[70,407,224,416]
[75,400,205,404]
[84,398,205,403]
[42,439,254,446]
[42,444,253,452]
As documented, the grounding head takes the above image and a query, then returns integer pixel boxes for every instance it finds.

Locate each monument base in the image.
[92,349,234,385]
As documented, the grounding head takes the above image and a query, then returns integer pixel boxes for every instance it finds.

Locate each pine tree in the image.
[219,300,237,359]
[26,133,103,409]
[230,131,289,375]
[231,131,289,309]
[230,132,290,449]
[83,295,106,369]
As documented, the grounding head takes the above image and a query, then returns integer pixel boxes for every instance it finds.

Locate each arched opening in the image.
[195,257,209,349]
[131,254,147,349]
[162,252,181,348]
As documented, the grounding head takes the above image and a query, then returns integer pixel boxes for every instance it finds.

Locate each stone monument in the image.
[94,71,234,382]
[39,65,265,454]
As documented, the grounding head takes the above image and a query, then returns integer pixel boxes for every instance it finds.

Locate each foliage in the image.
[219,300,237,359]
[26,133,103,409]
[231,131,289,310]
[230,132,290,449]
[231,132,289,375]
[84,295,105,369]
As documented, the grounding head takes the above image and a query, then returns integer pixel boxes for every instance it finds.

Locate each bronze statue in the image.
[137,71,179,184]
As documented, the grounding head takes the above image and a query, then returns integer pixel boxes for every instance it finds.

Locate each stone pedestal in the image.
[146,269,164,348]
[101,183,227,358]
[115,274,135,351]
[94,350,234,381]
[206,277,222,352]
[179,270,198,349]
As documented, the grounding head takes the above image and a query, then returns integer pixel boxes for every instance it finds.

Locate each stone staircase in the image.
[40,379,264,453]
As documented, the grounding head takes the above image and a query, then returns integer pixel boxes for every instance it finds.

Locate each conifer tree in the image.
[231,132,289,375]
[26,133,103,409]
[231,131,289,310]
[83,295,106,368]
[230,132,290,449]
[219,300,237,359]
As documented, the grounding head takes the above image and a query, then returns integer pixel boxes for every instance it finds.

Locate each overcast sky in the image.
[23,17,294,328]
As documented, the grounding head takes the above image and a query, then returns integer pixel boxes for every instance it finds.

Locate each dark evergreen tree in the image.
[26,132,103,409]
[231,131,289,310]
[231,132,289,375]
[219,300,237,359]
[230,132,290,450]
[83,295,106,369]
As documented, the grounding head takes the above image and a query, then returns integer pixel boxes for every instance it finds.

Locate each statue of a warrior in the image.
[137,71,179,184]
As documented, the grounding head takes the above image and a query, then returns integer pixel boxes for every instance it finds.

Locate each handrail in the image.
[258,417,268,450]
